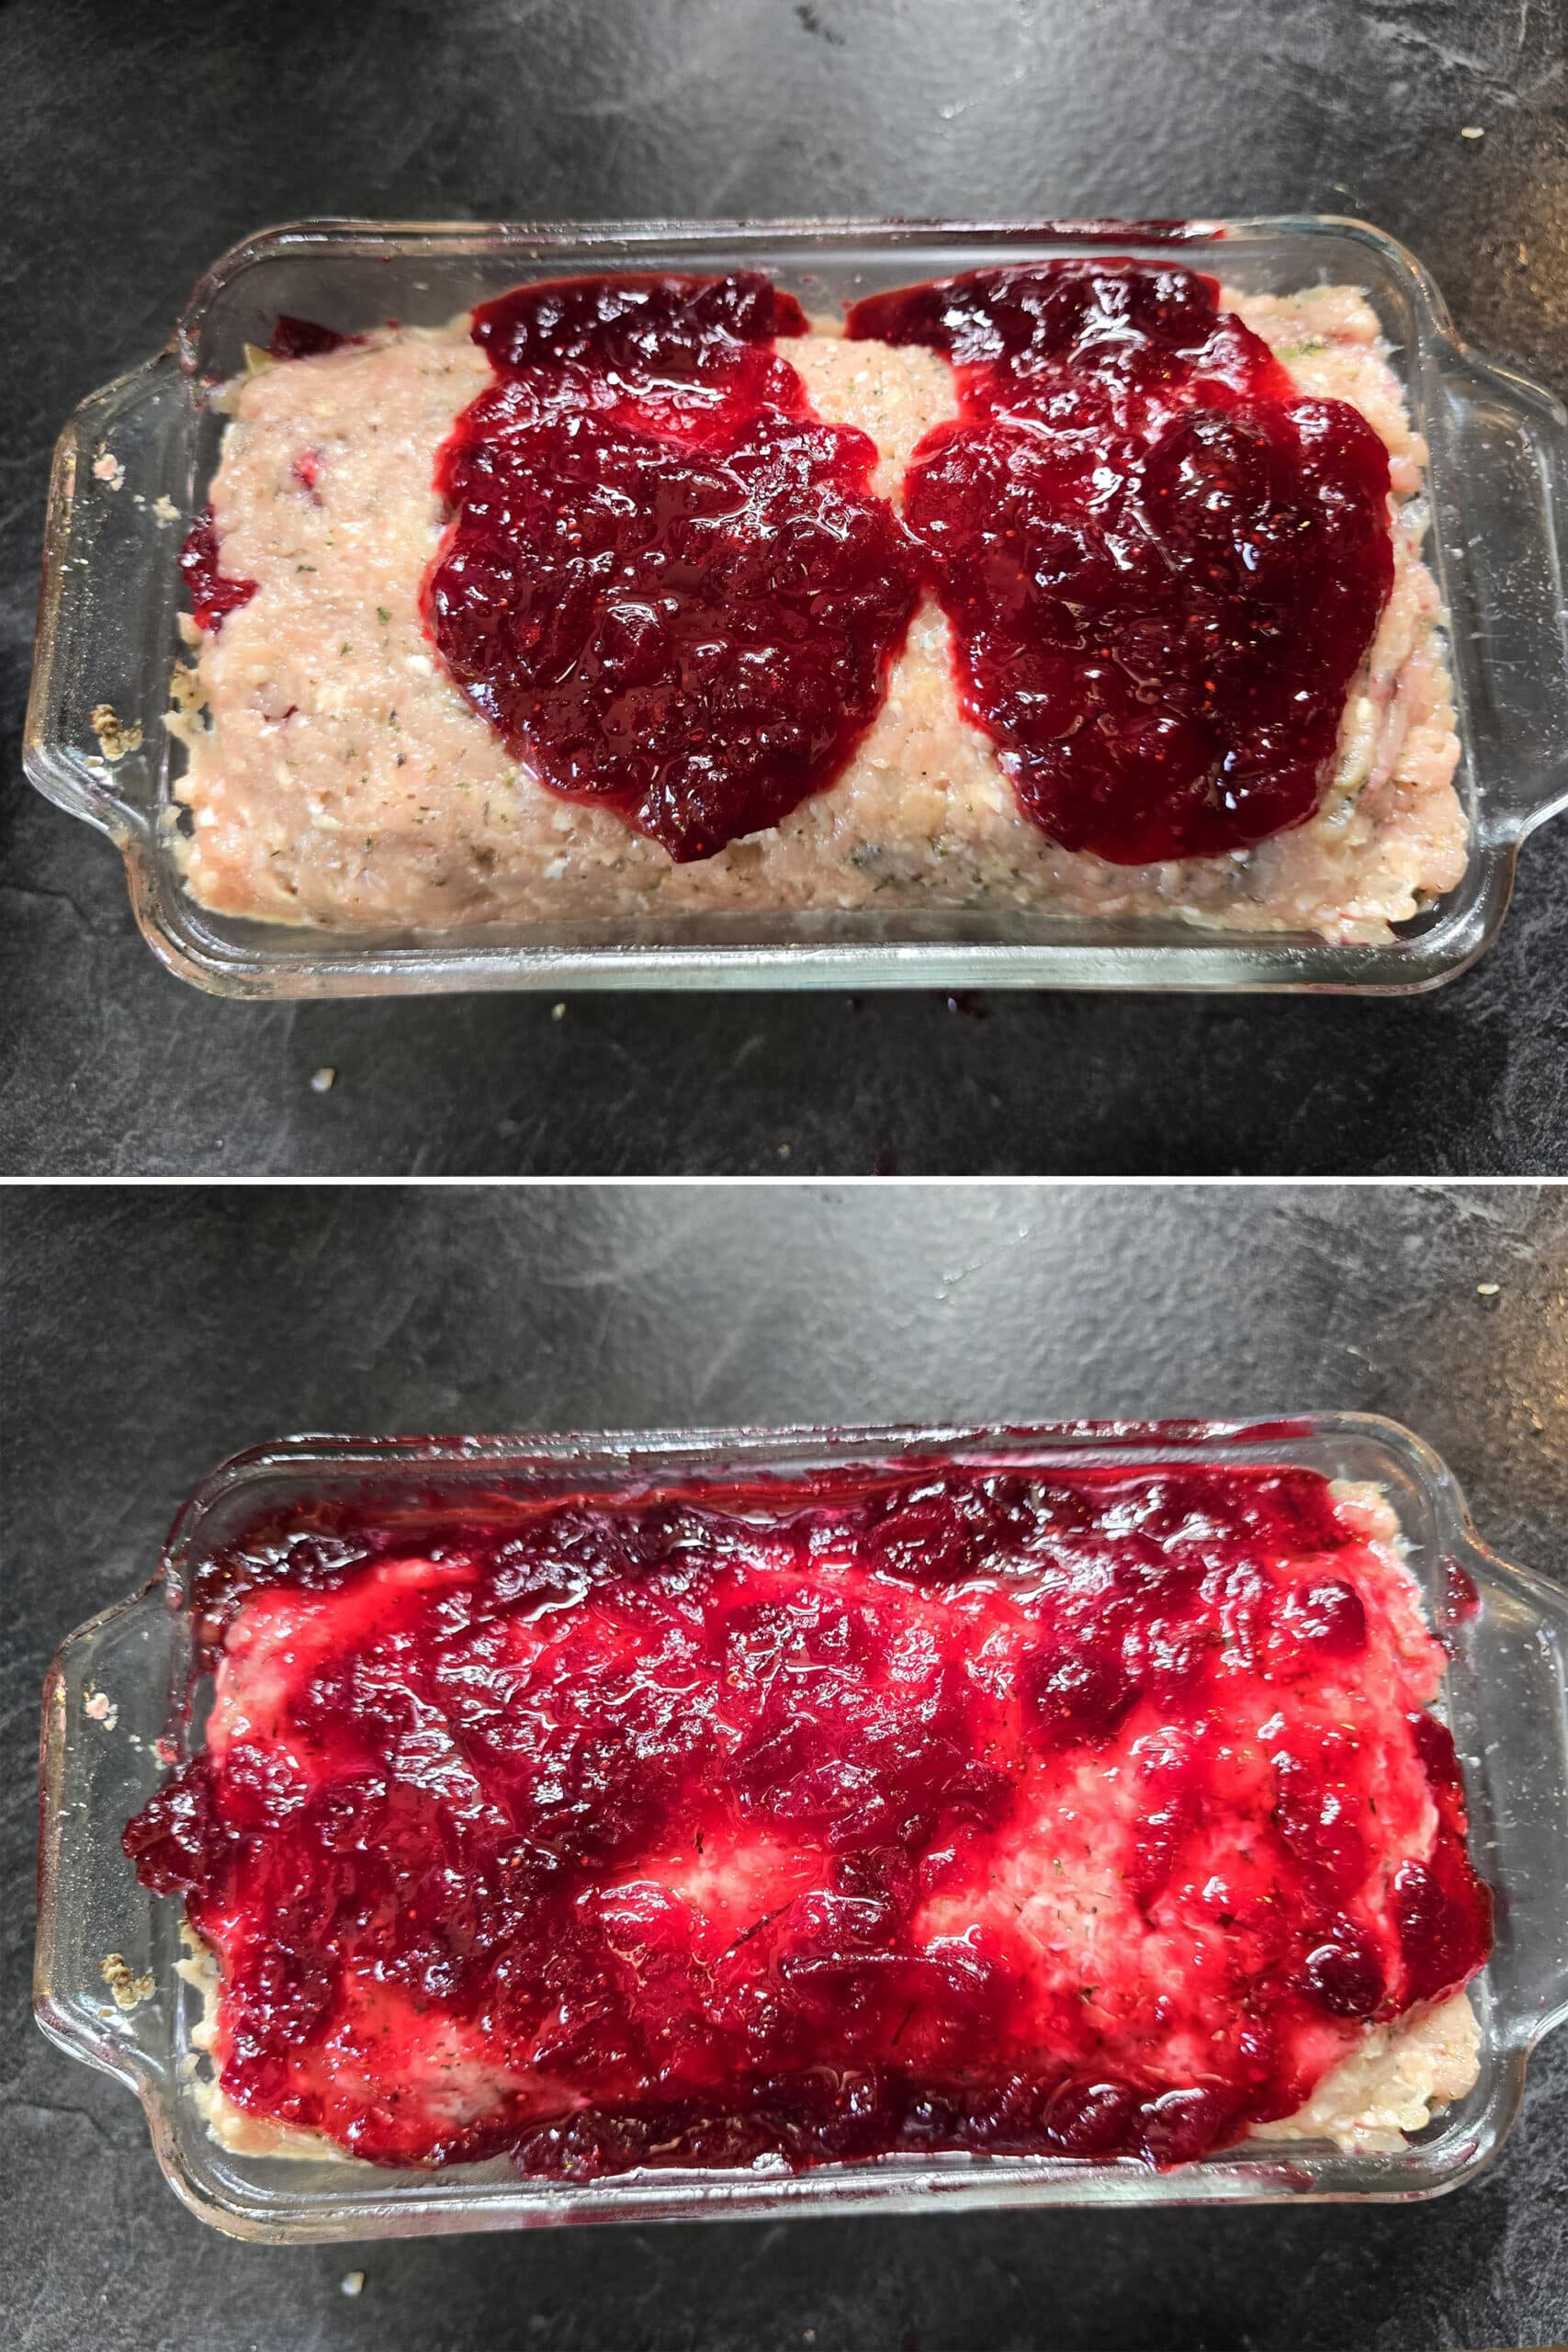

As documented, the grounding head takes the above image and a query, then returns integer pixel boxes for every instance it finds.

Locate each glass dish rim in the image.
[25,212,1568,998]
[35,1410,1568,2238]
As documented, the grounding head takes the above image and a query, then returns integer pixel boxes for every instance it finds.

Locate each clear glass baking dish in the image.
[24,216,1568,998]
[34,1416,1568,2242]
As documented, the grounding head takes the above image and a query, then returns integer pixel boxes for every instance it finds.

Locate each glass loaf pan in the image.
[35,1416,1568,2242]
[24,216,1568,999]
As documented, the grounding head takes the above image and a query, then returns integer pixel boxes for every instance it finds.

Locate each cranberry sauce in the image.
[266,316,353,362]
[423,273,921,862]
[178,507,255,635]
[846,263,1394,864]
[125,1464,1490,2178]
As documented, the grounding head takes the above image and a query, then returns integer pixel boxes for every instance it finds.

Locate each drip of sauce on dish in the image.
[1440,1557,1482,1634]
[423,273,921,862]
[846,263,1394,864]
[125,1463,1489,2179]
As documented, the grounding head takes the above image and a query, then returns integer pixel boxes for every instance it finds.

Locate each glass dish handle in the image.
[1461,1539,1568,2050]
[35,1586,176,2102]
[23,351,189,848]
[1433,345,1568,845]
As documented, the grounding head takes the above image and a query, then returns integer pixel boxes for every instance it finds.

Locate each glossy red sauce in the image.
[423,273,921,862]
[846,263,1394,864]
[178,506,255,635]
[125,1464,1489,2177]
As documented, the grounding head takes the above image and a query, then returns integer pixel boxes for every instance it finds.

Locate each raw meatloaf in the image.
[124,1462,1489,2179]
[168,265,1464,944]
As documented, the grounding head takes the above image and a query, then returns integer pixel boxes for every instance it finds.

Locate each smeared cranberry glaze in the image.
[126,1463,1490,2177]
[847,263,1394,863]
[424,274,920,861]
[178,506,255,635]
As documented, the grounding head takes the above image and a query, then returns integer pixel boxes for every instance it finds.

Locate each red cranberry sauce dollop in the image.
[423,273,921,861]
[124,1464,1489,2177]
[846,263,1395,864]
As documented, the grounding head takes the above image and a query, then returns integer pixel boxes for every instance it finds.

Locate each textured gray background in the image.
[4,1181,1567,2348]
[5,0,1568,1174]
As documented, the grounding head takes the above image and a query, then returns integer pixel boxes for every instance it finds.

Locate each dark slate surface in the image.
[5,0,1568,1174]
[4,1182,1567,2350]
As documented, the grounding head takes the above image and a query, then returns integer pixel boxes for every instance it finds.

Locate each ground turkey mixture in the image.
[170,273,1465,945]
[126,1467,1487,2178]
